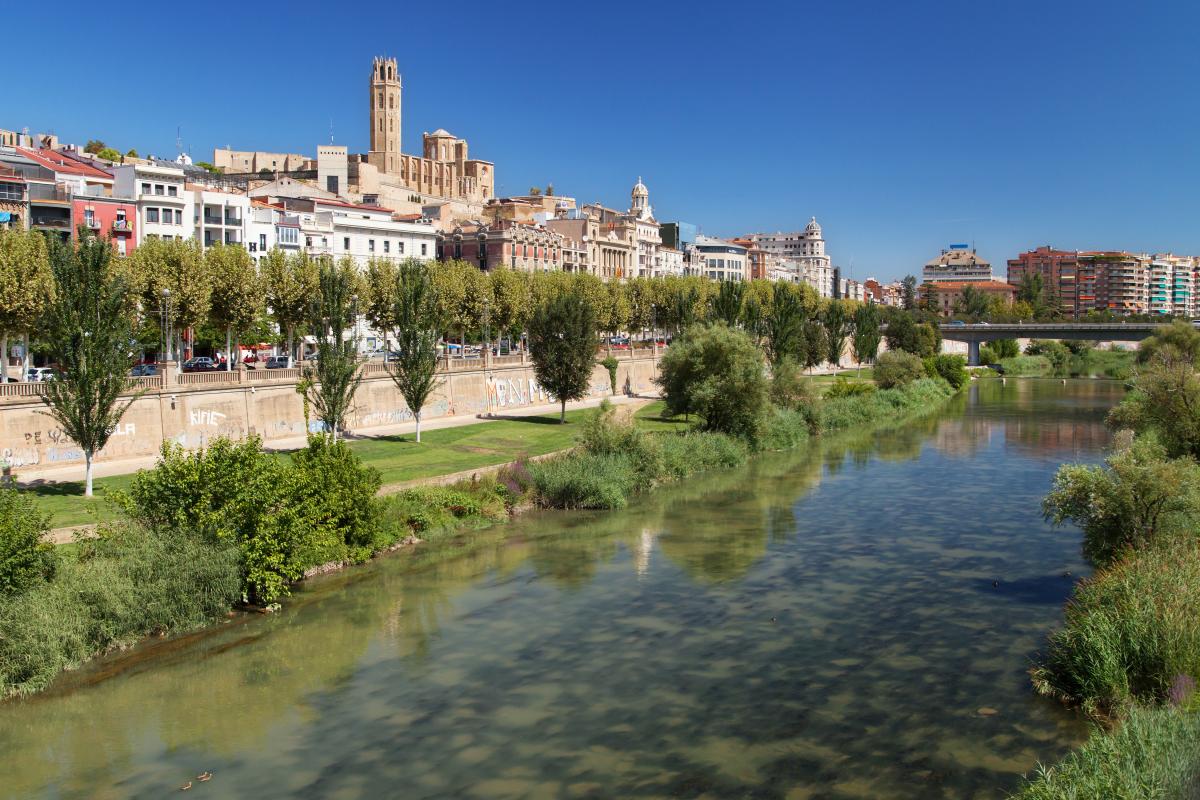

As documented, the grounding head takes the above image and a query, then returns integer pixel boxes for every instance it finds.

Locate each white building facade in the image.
[112,163,193,244]
[694,235,749,281]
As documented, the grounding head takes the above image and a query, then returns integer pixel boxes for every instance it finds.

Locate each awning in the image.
[0,213,10,223]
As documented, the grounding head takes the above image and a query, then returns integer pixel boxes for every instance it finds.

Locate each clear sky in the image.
[5,0,1199,281]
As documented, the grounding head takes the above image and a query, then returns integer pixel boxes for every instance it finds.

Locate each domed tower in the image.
[368,56,402,175]
[804,216,824,256]
[631,177,651,219]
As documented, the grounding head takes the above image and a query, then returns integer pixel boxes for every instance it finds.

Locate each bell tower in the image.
[368,56,402,175]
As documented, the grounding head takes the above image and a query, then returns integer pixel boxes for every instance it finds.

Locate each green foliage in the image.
[1137,320,1200,367]
[263,249,319,363]
[954,284,991,319]
[388,259,442,441]
[823,300,853,365]
[709,280,745,327]
[874,350,927,389]
[95,147,121,162]
[764,281,806,368]
[529,452,639,509]
[901,275,918,310]
[657,323,769,442]
[206,243,264,362]
[852,302,882,364]
[1043,435,1200,567]
[826,376,877,399]
[0,486,55,596]
[1010,705,1200,799]
[1108,363,1200,459]
[528,292,598,422]
[820,378,952,434]
[83,139,106,154]
[128,237,211,336]
[801,317,828,371]
[291,436,383,559]
[305,257,363,440]
[769,357,819,410]
[1031,538,1200,713]
[1026,339,1071,373]
[0,524,241,698]
[923,354,969,389]
[599,355,619,394]
[883,312,940,357]
[40,233,140,495]
[0,227,55,341]
[982,338,1020,362]
[378,483,509,539]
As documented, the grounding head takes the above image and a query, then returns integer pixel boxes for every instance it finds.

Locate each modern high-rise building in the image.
[1007,246,1079,315]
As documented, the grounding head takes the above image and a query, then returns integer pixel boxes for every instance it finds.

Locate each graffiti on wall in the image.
[486,376,549,410]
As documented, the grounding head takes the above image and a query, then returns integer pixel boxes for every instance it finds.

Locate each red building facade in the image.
[71,196,137,256]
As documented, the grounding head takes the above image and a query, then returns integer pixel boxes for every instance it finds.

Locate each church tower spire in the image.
[368,56,402,175]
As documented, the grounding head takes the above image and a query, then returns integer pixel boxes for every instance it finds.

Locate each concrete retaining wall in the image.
[0,355,660,471]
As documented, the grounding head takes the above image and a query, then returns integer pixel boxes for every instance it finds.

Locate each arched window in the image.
[378,91,383,109]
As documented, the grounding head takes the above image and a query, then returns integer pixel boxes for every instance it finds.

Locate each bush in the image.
[1010,705,1200,799]
[0,524,241,698]
[657,323,769,443]
[1137,319,1200,367]
[1107,363,1200,460]
[0,486,55,596]
[529,452,639,509]
[769,357,819,411]
[378,483,509,538]
[821,378,953,433]
[1031,539,1200,713]
[874,350,927,389]
[291,435,383,559]
[1026,340,1071,373]
[1043,434,1200,567]
[600,356,619,394]
[825,376,876,399]
[923,354,968,390]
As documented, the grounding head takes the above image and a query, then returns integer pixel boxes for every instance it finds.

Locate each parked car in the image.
[265,356,290,369]
[130,364,158,377]
[242,352,259,364]
[25,367,56,382]
[181,357,217,373]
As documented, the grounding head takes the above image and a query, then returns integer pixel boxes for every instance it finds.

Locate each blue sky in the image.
[5,0,1199,281]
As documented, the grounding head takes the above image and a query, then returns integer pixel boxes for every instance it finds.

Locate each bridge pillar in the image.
[967,340,981,367]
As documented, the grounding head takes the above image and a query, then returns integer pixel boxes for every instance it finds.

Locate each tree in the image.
[1044,434,1200,567]
[0,229,54,382]
[885,312,940,357]
[764,282,805,368]
[0,485,55,596]
[802,317,827,372]
[304,258,362,441]
[1136,319,1200,367]
[84,140,106,155]
[95,147,121,163]
[656,324,769,442]
[39,235,140,496]
[710,280,745,327]
[125,149,139,159]
[955,284,990,319]
[901,275,918,310]
[387,260,442,442]
[528,186,541,196]
[489,267,531,345]
[1108,362,1200,460]
[1017,271,1047,315]
[128,238,209,361]
[206,244,263,370]
[195,162,222,174]
[852,303,882,366]
[263,249,318,366]
[363,256,400,338]
[528,293,597,422]
[823,300,854,366]
[874,350,926,389]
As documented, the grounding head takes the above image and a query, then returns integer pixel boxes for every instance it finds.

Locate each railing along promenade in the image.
[0,347,659,400]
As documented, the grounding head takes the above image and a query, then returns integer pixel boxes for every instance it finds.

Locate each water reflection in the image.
[0,380,1123,800]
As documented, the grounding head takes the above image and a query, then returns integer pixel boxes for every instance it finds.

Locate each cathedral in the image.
[366,56,494,205]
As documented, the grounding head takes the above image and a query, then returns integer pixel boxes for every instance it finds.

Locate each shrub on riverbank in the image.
[1031,538,1200,713]
[873,351,926,389]
[0,524,241,698]
[1010,705,1200,799]
[0,486,56,596]
[923,354,968,389]
[821,378,952,435]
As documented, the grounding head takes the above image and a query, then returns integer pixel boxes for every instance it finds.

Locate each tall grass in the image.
[0,525,241,698]
[1031,539,1200,714]
[820,378,952,434]
[1011,705,1200,799]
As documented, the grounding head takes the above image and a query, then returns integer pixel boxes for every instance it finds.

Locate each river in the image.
[0,379,1125,799]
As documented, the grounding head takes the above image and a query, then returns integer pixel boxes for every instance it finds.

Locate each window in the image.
[259,234,267,250]
[146,208,159,223]
[398,242,405,254]
[383,241,390,254]
[378,91,383,109]
[305,235,313,248]
[116,239,126,256]
[344,237,351,251]
[154,184,164,195]
[140,182,151,194]
[368,239,375,253]
[421,243,427,256]
[167,185,177,197]
[174,209,183,225]
[84,209,95,227]
[279,227,298,246]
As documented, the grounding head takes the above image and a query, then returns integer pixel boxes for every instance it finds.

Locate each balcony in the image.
[224,214,242,227]
[112,219,131,233]
[202,214,223,226]
[85,217,101,230]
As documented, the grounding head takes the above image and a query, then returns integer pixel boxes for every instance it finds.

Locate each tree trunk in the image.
[84,451,94,498]
[21,332,30,377]
[0,333,7,382]
[287,326,295,367]
[226,326,233,370]
[560,398,566,423]
[415,411,422,443]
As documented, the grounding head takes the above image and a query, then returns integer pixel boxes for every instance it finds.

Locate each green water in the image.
[0,379,1125,799]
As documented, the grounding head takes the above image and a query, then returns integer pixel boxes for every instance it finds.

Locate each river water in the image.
[0,379,1125,800]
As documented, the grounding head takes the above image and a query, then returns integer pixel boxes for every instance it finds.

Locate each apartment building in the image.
[694,235,749,281]
[264,196,437,265]
[194,188,249,249]
[1148,254,1195,317]
[112,163,193,243]
[437,219,566,272]
[1006,246,1079,315]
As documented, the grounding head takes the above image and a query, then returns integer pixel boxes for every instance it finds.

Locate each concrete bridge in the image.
[938,322,1171,365]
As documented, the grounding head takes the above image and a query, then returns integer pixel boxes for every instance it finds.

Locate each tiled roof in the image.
[15,148,112,179]
[923,280,1015,291]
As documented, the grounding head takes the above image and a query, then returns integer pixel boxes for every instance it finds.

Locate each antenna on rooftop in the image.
[329,118,335,145]
[176,125,183,157]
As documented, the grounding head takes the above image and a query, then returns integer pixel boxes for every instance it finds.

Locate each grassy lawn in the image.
[27,400,685,530]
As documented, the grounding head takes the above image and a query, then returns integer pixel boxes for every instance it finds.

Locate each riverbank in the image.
[0,373,959,701]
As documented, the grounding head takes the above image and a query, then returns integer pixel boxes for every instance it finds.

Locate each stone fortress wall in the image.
[0,354,660,473]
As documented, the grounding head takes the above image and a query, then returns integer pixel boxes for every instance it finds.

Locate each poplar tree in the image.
[0,229,54,382]
[129,237,209,361]
[852,302,882,368]
[823,300,854,367]
[263,249,318,366]
[305,258,362,441]
[206,244,263,369]
[387,261,442,442]
[528,293,598,423]
[40,235,140,496]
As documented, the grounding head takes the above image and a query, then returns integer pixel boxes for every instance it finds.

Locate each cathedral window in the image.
[378,92,383,109]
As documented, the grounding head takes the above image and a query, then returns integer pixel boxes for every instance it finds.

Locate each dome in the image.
[631,176,648,197]
[804,216,822,236]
